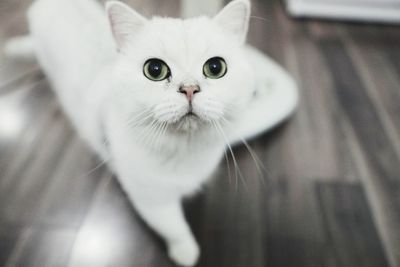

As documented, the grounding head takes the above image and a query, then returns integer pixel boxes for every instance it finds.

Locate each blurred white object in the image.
[181,0,224,17]
[287,0,400,23]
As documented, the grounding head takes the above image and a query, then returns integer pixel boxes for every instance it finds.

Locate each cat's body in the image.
[13,0,298,265]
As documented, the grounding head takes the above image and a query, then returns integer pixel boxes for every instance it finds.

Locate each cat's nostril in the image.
[178,85,200,102]
[178,85,200,94]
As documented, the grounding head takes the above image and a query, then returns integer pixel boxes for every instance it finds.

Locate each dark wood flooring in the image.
[0,0,400,266]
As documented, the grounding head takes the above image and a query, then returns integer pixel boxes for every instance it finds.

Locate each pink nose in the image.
[179,85,200,102]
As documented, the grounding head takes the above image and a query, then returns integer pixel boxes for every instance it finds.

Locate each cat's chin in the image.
[168,112,210,133]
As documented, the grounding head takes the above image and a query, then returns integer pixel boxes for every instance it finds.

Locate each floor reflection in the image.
[0,93,26,139]
[71,223,120,265]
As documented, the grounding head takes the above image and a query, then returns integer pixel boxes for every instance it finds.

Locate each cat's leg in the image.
[133,196,200,267]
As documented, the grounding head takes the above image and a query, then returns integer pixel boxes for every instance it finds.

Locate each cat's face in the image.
[107,0,253,133]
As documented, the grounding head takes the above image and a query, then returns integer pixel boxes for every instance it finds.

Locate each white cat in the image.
[5,0,298,266]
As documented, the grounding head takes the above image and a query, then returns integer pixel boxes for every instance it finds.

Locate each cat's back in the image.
[28,0,115,93]
[27,0,117,156]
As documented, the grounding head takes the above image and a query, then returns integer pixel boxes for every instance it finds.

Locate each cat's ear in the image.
[106,1,147,50]
[214,0,251,44]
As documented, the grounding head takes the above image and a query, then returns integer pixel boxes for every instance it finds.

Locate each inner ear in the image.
[106,1,147,49]
[213,0,251,44]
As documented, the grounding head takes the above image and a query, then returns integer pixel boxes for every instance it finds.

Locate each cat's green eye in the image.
[203,57,227,79]
[143,58,171,81]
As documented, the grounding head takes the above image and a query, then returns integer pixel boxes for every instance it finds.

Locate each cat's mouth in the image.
[166,108,215,133]
[178,111,200,124]
[170,110,203,132]
[181,104,200,120]
[183,111,198,119]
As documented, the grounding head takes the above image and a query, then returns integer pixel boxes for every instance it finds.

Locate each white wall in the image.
[287,0,400,23]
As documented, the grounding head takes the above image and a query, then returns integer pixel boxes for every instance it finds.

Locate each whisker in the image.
[213,120,248,192]
[77,156,110,180]
[153,121,167,152]
[250,15,270,22]
[157,122,169,151]
[223,146,233,186]
[238,138,269,188]
[126,108,151,121]
[219,116,270,189]
[210,120,236,189]
[136,119,158,145]
[125,109,153,127]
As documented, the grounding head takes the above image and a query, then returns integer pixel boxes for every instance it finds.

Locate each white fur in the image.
[10,0,299,265]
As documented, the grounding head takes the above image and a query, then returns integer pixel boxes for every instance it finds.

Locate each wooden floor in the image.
[1,0,400,266]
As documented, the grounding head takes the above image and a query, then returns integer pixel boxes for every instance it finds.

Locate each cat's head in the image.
[107,0,254,134]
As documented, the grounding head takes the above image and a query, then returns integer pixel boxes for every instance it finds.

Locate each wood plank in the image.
[237,131,327,267]
[0,226,22,266]
[315,182,389,267]
[0,111,74,225]
[379,27,400,80]
[248,0,285,62]
[6,227,76,267]
[0,82,58,196]
[319,39,400,267]
[338,25,400,161]
[319,40,400,183]
[197,145,265,267]
[259,148,326,267]
[33,136,107,228]
[249,0,360,181]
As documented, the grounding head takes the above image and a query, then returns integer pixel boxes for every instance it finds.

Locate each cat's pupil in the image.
[208,59,222,75]
[148,61,162,77]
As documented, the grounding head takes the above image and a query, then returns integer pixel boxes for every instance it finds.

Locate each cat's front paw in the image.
[168,239,200,267]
